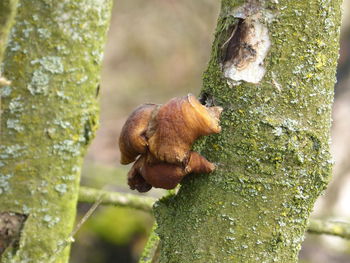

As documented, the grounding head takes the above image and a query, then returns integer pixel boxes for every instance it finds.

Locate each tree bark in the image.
[0,0,112,262]
[154,0,342,262]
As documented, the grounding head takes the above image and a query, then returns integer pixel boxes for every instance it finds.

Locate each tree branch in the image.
[0,0,18,90]
[78,186,155,213]
[78,187,350,240]
[307,218,350,239]
[0,0,18,64]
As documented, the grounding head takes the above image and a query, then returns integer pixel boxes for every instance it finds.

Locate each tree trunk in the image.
[0,0,112,262]
[154,0,342,262]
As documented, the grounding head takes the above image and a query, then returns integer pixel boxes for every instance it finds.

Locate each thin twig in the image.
[47,193,104,263]
[78,186,156,213]
[71,195,103,238]
[221,22,239,49]
[307,218,350,239]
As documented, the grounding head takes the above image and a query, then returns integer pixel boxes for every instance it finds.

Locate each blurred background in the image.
[70,1,350,262]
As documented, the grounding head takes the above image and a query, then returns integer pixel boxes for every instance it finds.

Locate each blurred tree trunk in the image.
[0,0,18,63]
[0,0,112,262]
[153,0,342,262]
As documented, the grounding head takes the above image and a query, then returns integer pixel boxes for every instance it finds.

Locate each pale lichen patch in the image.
[43,215,60,228]
[77,75,88,84]
[91,49,104,64]
[272,127,283,136]
[61,175,75,181]
[27,56,64,95]
[56,91,69,100]
[31,56,64,74]
[9,42,20,52]
[71,165,81,175]
[8,97,23,114]
[0,86,12,97]
[27,69,50,95]
[6,119,24,132]
[37,28,51,39]
[53,140,81,157]
[0,174,13,194]
[21,205,31,214]
[0,145,25,159]
[53,119,73,129]
[54,184,67,195]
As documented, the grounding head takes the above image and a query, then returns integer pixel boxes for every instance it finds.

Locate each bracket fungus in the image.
[118,94,223,192]
[119,104,158,164]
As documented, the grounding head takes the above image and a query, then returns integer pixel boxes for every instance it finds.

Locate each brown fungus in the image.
[146,94,222,164]
[119,94,223,192]
[127,152,215,191]
[119,104,158,164]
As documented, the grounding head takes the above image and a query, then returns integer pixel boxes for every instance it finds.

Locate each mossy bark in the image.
[154,0,342,262]
[139,224,160,263]
[0,0,112,262]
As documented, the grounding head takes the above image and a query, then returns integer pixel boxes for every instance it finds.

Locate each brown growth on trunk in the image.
[119,94,222,192]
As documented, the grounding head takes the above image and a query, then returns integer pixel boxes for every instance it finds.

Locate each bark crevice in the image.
[0,212,27,257]
[221,6,271,84]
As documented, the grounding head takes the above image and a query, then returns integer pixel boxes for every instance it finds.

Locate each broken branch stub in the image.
[221,10,271,84]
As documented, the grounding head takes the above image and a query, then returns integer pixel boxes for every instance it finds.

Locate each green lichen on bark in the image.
[0,0,112,262]
[154,0,342,262]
